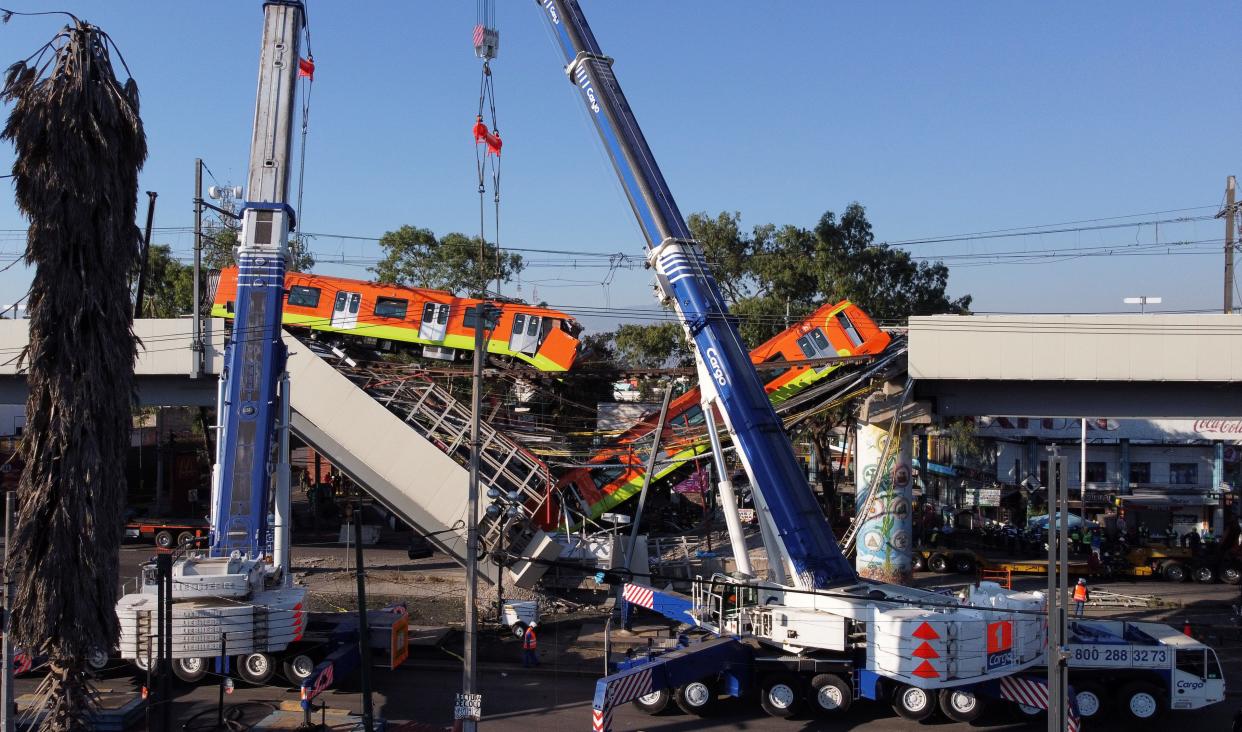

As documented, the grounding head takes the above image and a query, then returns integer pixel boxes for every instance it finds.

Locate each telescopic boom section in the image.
[210,0,303,557]
[536,0,856,589]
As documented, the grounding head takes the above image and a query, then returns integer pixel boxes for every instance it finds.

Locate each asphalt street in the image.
[72,663,1238,731]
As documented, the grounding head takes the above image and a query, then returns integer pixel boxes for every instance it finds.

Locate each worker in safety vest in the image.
[1073,578,1089,617]
[522,622,539,668]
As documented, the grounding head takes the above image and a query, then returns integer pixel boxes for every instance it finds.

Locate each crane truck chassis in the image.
[612,582,1227,725]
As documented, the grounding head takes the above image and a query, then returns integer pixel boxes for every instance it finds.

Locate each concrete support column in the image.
[1119,439,1130,495]
[917,434,929,494]
[855,423,913,584]
[1214,441,1225,536]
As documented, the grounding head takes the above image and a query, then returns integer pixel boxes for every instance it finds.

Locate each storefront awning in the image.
[1117,493,1219,508]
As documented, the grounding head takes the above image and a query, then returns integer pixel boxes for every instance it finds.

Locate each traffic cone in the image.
[1183,619,1192,636]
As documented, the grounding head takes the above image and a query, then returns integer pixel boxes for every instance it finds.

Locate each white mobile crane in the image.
[530,1,1054,728]
[116,0,308,685]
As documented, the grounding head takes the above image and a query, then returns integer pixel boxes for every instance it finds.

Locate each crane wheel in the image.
[1117,682,1163,722]
[759,673,803,718]
[938,687,985,722]
[1222,563,1242,585]
[892,683,936,721]
[86,648,110,673]
[928,554,950,573]
[674,677,718,716]
[154,531,174,549]
[1192,565,1216,584]
[237,652,277,685]
[1074,682,1107,720]
[632,688,671,715]
[177,531,196,548]
[809,673,851,715]
[912,554,927,572]
[172,657,209,684]
[282,653,317,685]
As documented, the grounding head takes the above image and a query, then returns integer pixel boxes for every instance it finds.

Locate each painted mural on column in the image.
[855,422,913,583]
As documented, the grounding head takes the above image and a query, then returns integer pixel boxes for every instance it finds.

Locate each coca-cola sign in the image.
[1193,420,1242,435]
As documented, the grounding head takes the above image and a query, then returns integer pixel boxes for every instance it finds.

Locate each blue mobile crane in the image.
[532,1,1061,728]
[116,0,308,686]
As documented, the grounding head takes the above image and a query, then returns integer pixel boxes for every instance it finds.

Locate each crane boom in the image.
[536,0,854,589]
[210,0,303,558]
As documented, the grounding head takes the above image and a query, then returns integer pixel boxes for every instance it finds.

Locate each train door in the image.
[508,313,542,355]
[419,302,450,341]
[331,291,361,329]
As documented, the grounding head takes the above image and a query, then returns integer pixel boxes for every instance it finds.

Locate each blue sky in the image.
[1,1,1239,330]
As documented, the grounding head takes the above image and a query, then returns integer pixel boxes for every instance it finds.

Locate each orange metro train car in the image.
[211,268,582,372]
[555,300,890,521]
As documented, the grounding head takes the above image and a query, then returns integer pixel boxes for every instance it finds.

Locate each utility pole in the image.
[133,191,158,319]
[461,303,496,732]
[352,507,375,732]
[1225,175,1236,314]
[191,159,204,379]
[1045,444,1067,732]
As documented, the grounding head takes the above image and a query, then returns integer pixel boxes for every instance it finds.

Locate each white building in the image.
[979,417,1237,539]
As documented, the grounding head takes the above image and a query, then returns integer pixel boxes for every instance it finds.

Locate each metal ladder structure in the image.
[345,367,554,552]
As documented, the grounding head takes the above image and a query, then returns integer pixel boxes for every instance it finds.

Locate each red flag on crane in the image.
[297,56,315,80]
[472,115,502,156]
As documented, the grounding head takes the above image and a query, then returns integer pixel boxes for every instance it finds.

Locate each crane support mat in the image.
[16,690,144,732]
[252,701,386,730]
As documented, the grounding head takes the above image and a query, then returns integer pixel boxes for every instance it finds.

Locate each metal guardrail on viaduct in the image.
[908,314,1242,418]
[0,318,224,406]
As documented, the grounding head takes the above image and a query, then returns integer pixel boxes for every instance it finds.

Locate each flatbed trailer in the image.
[123,518,209,550]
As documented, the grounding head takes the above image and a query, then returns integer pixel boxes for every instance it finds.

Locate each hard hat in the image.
[1078,578,1086,584]
[529,621,537,628]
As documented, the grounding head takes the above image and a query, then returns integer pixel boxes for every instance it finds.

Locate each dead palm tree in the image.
[2,14,145,731]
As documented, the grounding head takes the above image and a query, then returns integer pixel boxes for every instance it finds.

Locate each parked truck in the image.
[1058,619,1225,723]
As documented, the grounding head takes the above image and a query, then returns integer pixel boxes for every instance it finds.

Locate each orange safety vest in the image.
[1073,584,1088,602]
[523,627,537,650]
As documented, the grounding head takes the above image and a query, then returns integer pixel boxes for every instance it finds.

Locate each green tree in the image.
[813,203,971,322]
[614,322,691,369]
[136,244,194,317]
[370,224,521,295]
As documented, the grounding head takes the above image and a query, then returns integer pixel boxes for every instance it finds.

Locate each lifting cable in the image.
[292,3,315,267]
[472,0,502,297]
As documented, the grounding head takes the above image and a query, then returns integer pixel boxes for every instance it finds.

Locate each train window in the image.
[835,311,864,348]
[527,315,540,336]
[423,302,436,322]
[1176,650,1206,679]
[348,293,360,314]
[334,292,347,311]
[512,313,526,334]
[287,285,321,308]
[591,465,628,490]
[685,406,706,427]
[796,328,834,359]
[809,328,831,353]
[374,297,408,319]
